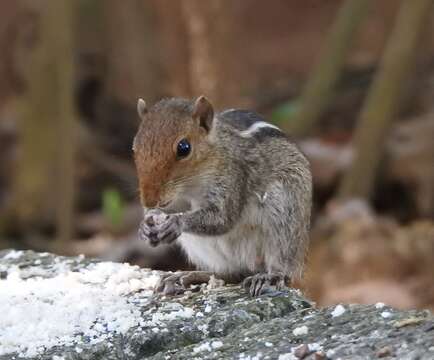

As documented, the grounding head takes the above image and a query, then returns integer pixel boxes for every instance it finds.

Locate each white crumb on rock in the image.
[0,261,161,357]
[193,342,210,353]
[2,250,24,260]
[331,304,346,317]
[211,340,223,349]
[326,349,336,357]
[375,302,386,309]
[278,352,297,360]
[197,324,209,336]
[151,306,194,323]
[308,343,322,352]
[239,352,263,360]
[193,340,223,353]
[292,325,309,336]
[381,311,393,318]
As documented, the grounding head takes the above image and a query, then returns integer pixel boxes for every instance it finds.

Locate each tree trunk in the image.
[181,0,241,108]
[284,0,370,137]
[103,0,159,105]
[153,0,192,98]
[338,0,433,200]
[14,1,77,247]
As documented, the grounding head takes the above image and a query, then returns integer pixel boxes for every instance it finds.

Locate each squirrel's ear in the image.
[137,98,148,118]
[193,95,214,132]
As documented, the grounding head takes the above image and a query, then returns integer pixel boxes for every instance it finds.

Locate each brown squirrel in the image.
[133,96,312,296]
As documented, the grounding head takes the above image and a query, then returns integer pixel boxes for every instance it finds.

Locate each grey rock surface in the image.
[0,250,433,360]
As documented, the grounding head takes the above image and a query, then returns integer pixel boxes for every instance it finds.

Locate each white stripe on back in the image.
[238,121,281,137]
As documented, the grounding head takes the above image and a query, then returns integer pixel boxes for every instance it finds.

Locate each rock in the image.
[0,250,433,360]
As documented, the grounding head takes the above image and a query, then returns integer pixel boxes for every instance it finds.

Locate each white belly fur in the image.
[177,199,266,275]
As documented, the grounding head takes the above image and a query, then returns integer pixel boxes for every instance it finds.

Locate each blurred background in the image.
[0,0,433,310]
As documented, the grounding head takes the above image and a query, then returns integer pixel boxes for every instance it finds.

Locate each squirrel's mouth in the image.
[158,200,172,209]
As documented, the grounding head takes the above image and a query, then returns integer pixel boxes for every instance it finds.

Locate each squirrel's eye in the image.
[176,138,191,159]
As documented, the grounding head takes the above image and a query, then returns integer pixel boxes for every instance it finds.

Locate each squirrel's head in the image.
[133,96,214,208]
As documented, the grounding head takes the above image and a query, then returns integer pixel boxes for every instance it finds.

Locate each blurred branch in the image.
[339,0,433,200]
[283,0,370,136]
[77,121,137,182]
[51,1,77,247]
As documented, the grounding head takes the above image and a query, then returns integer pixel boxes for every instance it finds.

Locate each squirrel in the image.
[133,96,312,296]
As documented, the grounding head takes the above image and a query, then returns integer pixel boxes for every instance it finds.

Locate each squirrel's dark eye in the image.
[176,138,191,159]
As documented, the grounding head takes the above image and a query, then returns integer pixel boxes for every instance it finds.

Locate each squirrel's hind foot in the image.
[154,271,221,295]
[242,273,288,297]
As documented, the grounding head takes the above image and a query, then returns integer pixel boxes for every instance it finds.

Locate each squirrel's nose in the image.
[144,199,159,208]
[141,188,161,209]
[143,196,161,208]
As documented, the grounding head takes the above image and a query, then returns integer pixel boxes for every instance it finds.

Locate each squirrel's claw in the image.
[155,273,184,295]
[243,273,287,297]
[138,220,160,247]
[154,271,216,295]
[156,214,182,244]
[138,220,151,240]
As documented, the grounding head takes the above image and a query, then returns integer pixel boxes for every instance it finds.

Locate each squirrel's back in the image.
[212,108,311,188]
[217,109,286,141]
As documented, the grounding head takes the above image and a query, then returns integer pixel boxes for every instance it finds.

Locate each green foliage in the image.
[102,188,124,230]
[270,100,299,126]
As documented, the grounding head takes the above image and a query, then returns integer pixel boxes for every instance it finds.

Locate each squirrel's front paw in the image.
[139,209,182,247]
[155,213,183,245]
